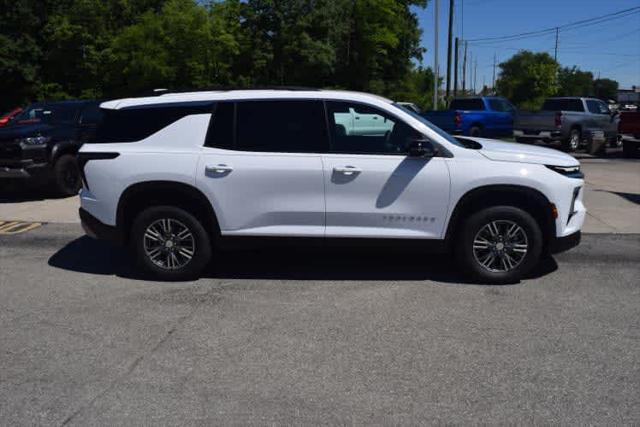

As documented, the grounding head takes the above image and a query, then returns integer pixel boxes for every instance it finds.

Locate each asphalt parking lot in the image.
[1,227,639,424]
[0,150,639,424]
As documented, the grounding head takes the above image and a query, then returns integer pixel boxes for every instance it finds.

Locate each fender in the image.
[116,181,221,243]
[50,139,82,162]
[444,184,556,245]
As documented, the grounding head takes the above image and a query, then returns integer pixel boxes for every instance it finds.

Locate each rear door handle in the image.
[206,164,233,174]
[333,166,362,175]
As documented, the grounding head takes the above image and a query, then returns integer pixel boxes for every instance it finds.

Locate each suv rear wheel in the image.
[131,206,212,281]
[469,126,482,137]
[562,128,581,152]
[457,206,543,284]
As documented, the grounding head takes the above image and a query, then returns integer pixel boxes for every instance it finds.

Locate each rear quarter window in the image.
[91,102,213,143]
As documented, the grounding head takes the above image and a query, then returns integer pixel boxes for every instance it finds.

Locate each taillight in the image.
[555,111,563,128]
[454,111,462,128]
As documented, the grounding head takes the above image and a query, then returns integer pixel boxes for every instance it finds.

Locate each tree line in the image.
[0,0,435,112]
[495,51,619,110]
[0,0,620,113]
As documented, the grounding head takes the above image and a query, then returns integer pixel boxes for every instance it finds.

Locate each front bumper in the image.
[79,208,123,245]
[549,230,581,254]
[0,160,50,179]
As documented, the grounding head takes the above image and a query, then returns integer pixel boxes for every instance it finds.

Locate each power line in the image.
[465,6,640,43]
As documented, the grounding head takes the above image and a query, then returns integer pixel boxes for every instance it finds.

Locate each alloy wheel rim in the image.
[472,220,528,273]
[570,133,580,150]
[143,218,196,270]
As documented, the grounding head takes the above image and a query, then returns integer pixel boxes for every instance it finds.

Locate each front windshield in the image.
[392,103,465,147]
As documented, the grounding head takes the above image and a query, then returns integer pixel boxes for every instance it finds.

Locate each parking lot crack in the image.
[59,286,223,426]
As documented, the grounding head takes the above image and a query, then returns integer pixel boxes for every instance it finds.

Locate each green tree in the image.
[385,66,435,109]
[557,66,593,97]
[0,0,428,109]
[593,78,618,101]
[104,0,222,95]
[495,50,559,109]
[339,0,427,94]
[0,0,42,110]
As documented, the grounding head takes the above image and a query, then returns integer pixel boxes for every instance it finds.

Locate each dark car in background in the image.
[422,96,516,138]
[619,110,640,158]
[0,100,102,195]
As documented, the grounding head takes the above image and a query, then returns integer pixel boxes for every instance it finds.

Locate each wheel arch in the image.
[50,140,81,162]
[445,184,556,247]
[116,181,220,245]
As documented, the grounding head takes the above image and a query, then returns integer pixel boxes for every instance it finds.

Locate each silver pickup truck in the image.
[513,97,619,153]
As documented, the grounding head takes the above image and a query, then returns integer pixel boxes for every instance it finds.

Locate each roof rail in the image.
[136,86,323,97]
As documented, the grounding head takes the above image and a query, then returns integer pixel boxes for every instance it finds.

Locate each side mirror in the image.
[408,137,437,158]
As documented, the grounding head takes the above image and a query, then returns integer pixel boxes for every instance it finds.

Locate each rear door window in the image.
[235,100,328,153]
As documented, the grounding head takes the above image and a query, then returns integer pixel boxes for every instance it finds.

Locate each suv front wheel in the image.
[131,206,212,281]
[53,154,82,196]
[457,206,543,284]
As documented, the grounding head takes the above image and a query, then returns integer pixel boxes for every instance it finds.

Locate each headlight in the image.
[17,136,51,146]
[545,164,583,179]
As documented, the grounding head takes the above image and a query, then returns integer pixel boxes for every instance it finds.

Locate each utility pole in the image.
[468,51,472,94]
[454,37,459,96]
[492,53,497,94]
[462,40,467,94]
[445,0,454,98]
[473,59,477,94]
[433,0,440,110]
[554,27,559,62]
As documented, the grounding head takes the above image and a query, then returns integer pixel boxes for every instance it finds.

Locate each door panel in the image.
[322,154,451,238]
[197,100,328,237]
[197,150,325,236]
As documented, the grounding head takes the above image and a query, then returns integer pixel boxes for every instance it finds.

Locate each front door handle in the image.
[333,166,362,175]
[205,164,233,174]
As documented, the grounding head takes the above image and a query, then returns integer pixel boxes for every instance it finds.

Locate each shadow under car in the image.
[48,236,558,284]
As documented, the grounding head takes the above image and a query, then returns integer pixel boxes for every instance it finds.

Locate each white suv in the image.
[78,89,585,283]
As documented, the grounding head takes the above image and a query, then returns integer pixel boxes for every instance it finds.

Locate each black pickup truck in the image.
[0,100,102,195]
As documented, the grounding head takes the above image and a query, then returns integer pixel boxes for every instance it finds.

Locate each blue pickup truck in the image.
[422,96,516,137]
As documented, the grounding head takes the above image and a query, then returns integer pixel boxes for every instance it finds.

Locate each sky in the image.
[415,0,640,91]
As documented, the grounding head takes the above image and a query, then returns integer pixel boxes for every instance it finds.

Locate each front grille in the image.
[0,140,21,160]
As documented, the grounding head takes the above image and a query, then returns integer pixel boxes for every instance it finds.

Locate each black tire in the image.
[561,128,580,152]
[469,126,482,137]
[609,135,622,148]
[53,154,82,196]
[131,205,212,281]
[456,206,543,284]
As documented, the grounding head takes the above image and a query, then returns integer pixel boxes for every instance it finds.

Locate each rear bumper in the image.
[549,230,581,254]
[79,208,123,246]
[513,129,564,141]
